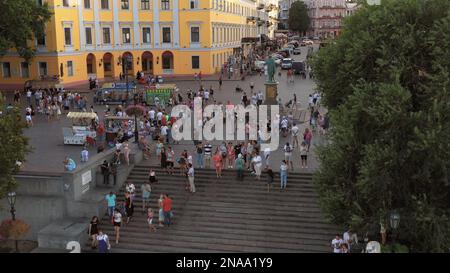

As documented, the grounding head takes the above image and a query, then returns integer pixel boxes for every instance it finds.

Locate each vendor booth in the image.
[95,82,137,105]
[145,84,176,107]
[63,112,97,145]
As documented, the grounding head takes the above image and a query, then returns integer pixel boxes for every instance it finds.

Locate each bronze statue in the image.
[266,56,276,83]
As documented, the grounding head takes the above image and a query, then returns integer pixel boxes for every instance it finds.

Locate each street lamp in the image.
[389,211,400,244]
[7,192,16,221]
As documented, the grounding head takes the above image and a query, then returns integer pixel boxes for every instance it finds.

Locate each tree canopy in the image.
[312,0,450,252]
[287,1,310,35]
[0,0,52,61]
[0,95,30,200]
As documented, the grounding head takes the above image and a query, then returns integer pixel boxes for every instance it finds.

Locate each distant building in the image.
[305,0,359,38]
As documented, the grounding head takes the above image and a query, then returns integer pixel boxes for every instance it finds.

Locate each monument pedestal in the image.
[264,81,279,105]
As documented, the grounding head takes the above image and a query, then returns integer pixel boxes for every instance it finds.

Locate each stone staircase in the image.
[88,165,339,253]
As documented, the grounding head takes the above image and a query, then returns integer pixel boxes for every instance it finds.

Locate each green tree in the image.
[0,0,52,61]
[287,1,310,36]
[312,0,450,252]
[0,95,30,200]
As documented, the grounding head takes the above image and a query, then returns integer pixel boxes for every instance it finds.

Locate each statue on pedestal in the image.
[266,56,276,83]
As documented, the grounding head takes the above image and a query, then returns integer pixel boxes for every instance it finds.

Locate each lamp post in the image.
[7,192,18,252]
[389,211,401,244]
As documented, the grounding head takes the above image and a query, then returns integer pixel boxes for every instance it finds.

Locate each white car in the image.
[303,39,314,45]
[274,58,282,65]
[254,60,266,71]
[281,58,293,69]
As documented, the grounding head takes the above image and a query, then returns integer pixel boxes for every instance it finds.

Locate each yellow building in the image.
[0,0,278,88]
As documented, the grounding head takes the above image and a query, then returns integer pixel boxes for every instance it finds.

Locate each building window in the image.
[85,27,92,45]
[64,27,72,46]
[67,61,74,76]
[142,27,151,44]
[190,0,197,9]
[63,0,69,7]
[161,0,170,10]
[162,27,171,43]
[162,51,173,69]
[38,62,48,77]
[2,62,11,78]
[141,0,150,10]
[121,0,129,9]
[192,56,200,69]
[122,28,131,44]
[37,34,46,46]
[191,26,200,43]
[101,0,109,9]
[21,62,29,78]
[84,0,90,9]
[103,27,111,44]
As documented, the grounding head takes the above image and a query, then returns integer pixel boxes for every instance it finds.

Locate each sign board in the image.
[81,170,92,186]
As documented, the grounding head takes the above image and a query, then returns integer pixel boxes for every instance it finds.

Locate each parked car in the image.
[276,51,288,58]
[292,61,306,78]
[254,60,266,71]
[293,48,301,55]
[288,41,299,48]
[281,48,293,57]
[272,53,284,59]
[303,39,314,45]
[274,58,282,66]
[281,58,293,70]
[313,36,320,41]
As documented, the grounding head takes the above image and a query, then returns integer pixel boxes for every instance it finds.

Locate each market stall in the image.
[104,116,135,143]
[145,84,176,107]
[94,82,137,105]
[63,112,97,145]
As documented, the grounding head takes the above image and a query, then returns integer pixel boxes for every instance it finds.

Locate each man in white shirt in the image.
[331,234,343,253]
[257,91,264,106]
[26,90,32,105]
[291,123,300,148]
[149,109,156,121]
[156,111,163,125]
[251,93,258,106]
[160,125,169,142]
[187,164,195,193]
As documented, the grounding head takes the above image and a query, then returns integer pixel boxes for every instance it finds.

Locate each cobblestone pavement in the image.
[4,45,326,174]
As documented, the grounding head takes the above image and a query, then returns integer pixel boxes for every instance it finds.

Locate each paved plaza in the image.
[6,45,325,175]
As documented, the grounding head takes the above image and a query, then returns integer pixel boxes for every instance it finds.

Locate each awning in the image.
[67,112,98,119]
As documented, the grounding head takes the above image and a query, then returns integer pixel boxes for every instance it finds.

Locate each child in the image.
[147,208,156,232]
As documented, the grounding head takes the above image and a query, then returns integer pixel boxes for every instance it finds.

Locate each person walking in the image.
[213,149,223,178]
[124,192,134,224]
[235,154,245,181]
[101,160,110,185]
[158,194,165,227]
[219,76,223,90]
[88,216,99,249]
[227,142,235,169]
[280,160,288,190]
[187,163,196,193]
[81,147,89,163]
[147,208,156,232]
[166,146,175,175]
[105,192,116,219]
[156,139,163,161]
[160,147,168,170]
[141,182,151,212]
[113,208,122,245]
[162,194,173,227]
[252,152,263,180]
[300,141,308,169]
[303,128,313,152]
[122,141,130,165]
[196,143,204,169]
[291,123,300,148]
[110,160,118,185]
[96,229,111,253]
[203,141,212,168]
[284,142,294,171]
